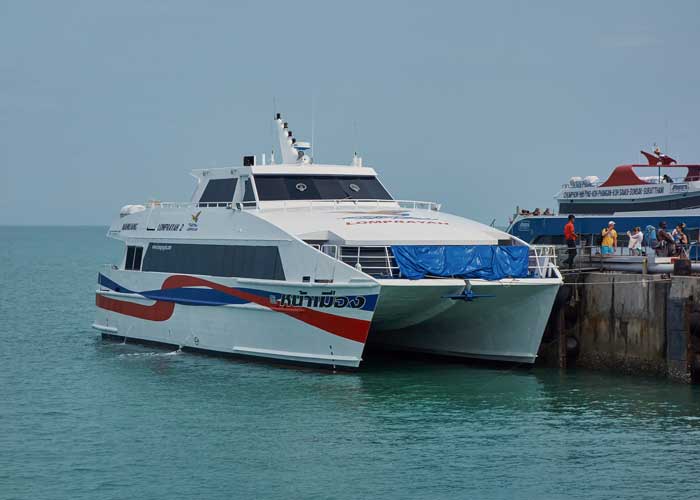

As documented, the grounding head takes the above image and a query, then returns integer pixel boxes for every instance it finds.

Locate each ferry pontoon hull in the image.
[94,270,560,368]
[94,270,378,368]
[369,278,560,363]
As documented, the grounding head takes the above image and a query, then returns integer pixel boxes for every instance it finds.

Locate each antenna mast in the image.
[311,94,316,163]
[274,112,312,164]
[270,97,277,163]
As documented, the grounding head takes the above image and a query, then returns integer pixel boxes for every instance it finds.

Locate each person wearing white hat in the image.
[601,221,617,256]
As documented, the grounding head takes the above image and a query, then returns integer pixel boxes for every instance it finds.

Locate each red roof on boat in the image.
[598,151,700,187]
[600,165,649,187]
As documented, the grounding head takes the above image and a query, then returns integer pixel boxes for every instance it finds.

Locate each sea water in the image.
[2,226,699,500]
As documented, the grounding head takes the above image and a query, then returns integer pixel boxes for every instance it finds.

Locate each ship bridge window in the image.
[141,243,285,280]
[254,175,392,201]
[243,178,256,203]
[200,178,256,205]
[200,178,237,204]
[125,245,143,271]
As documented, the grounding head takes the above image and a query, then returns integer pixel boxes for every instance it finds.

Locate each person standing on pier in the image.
[564,215,578,269]
[601,221,617,256]
[645,225,657,249]
[626,227,643,255]
[673,223,689,257]
[657,221,675,257]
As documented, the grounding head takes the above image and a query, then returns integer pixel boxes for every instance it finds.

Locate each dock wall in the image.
[540,272,700,383]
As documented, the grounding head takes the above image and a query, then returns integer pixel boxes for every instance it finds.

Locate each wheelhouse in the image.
[191,164,393,207]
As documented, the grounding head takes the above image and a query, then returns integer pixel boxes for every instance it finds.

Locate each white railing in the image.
[339,245,400,279]
[556,241,700,266]
[529,245,562,279]
[309,244,400,278]
[151,201,232,209]
[312,243,560,280]
[561,175,696,190]
[148,199,441,212]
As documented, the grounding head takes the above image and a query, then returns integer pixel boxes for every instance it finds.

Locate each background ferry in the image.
[508,149,700,251]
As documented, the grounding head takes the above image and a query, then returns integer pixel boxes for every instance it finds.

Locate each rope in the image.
[561,276,672,286]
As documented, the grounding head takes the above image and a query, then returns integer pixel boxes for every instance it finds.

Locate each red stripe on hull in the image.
[95,294,174,321]
[96,275,372,344]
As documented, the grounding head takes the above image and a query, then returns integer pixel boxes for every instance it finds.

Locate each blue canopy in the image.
[391,245,530,280]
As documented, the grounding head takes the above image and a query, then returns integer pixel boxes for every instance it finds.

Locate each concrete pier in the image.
[539,272,700,383]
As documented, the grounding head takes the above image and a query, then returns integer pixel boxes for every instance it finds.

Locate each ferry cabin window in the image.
[200,178,237,204]
[243,178,256,203]
[141,243,285,280]
[125,246,143,270]
[254,175,392,201]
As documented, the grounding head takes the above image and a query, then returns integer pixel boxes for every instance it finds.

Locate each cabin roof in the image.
[600,164,700,187]
[191,163,378,180]
[599,165,649,187]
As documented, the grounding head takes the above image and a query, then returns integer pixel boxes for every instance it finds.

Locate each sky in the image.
[1,0,699,226]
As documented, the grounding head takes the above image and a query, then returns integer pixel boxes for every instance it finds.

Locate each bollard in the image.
[674,258,691,276]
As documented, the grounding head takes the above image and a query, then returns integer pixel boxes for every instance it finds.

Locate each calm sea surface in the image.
[2,226,700,500]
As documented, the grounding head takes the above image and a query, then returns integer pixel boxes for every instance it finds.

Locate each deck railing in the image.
[309,244,400,279]
[553,241,700,273]
[528,245,562,279]
[312,243,561,280]
[561,176,695,190]
[339,245,401,279]
[150,199,441,212]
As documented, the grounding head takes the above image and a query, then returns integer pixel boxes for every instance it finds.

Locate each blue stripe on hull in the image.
[97,273,379,311]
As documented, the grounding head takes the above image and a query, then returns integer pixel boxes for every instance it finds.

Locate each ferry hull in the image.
[93,271,380,368]
[369,278,561,363]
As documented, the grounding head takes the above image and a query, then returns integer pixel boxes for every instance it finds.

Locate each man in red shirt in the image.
[564,214,577,269]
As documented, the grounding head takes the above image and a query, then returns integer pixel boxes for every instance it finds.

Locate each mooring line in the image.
[561,278,672,286]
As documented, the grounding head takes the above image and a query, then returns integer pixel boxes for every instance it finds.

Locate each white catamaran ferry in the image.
[93,113,562,368]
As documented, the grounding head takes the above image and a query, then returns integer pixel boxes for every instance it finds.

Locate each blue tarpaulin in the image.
[391,245,530,280]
